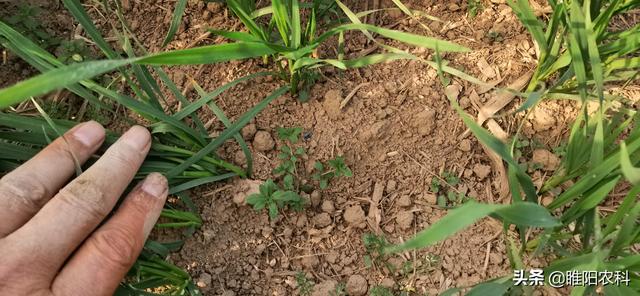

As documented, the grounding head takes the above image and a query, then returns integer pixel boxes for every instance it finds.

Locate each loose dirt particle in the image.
[532,149,560,171]
[346,274,368,296]
[344,205,366,226]
[473,164,492,180]
[411,108,436,136]
[241,123,257,139]
[253,131,275,152]
[313,213,332,228]
[323,89,342,120]
[396,211,414,230]
[232,179,261,205]
[386,179,397,192]
[445,84,462,100]
[459,139,472,152]
[312,280,338,296]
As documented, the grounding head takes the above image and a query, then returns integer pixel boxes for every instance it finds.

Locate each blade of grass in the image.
[162,0,188,47]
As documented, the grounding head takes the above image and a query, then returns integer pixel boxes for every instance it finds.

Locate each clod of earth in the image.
[313,213,332,228]
[532,107,556,131]
[344,205,366,227]
[346,274,368,296]
[532,149,560,171]
[253,131,275,152]
[459,138,472,152]
[323,89,342,120]
[241,123,257,140]
[310,190,322,208]
[321,200,335,214]
[396,211,414,230]
[232,179,262,205]
[445,84,462,100]
[397,195,412,207]
[473,164,492,180]
[411,108,437,136]
[311,280,338,296]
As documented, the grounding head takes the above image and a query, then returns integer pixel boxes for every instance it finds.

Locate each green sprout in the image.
[246,179,304,220]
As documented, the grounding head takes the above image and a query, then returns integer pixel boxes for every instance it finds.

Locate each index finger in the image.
[1,126,151,278]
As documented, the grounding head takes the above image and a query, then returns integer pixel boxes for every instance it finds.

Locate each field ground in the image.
[1,0,638,295]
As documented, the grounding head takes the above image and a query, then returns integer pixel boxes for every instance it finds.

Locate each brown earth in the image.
[1,0,587,295]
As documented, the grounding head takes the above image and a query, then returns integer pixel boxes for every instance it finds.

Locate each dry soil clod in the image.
[253,131,275,152]
[346,274,368,296]
[532,149,560,171]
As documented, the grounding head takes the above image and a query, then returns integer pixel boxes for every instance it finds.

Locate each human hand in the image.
[0,121,168,295]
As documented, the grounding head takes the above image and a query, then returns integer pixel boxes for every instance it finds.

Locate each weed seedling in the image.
[274,127,305,191]
[362,233,393,271]
[430,171,469,208]
[331,282,346,296]
[312,156,352,189]
[245,179,304,220]
[3,4,59,48]
[369,286,394,296]
[467,0,482,18]
[295,272,315,296]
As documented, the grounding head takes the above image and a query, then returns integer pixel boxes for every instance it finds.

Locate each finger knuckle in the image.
[57,179,108,220]
[105,146,140,173]
[90,227,138,270]
[0,175,49,212]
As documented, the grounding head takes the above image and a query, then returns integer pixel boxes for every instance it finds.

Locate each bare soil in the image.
[1,0,587,295]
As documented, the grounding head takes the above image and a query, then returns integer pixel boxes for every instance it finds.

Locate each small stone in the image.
[197,273,212,288]
[473,164,492,180]
[323,89,342,120]
[532,149,560,171]
[533,108,556,131]
[221,291,235,296]
[459,139,472,152]
[312,280,338,296]
[346,275,368,296]
[202,229,215,242]
[397,195,412,207]
[253,131,275,152]
[396,211,414,230]
[310,190,322,207]
[321,200,335,214]
[241,123,257,140]
[411,108,436,136]
[386,180,397,192]
[445,84,461,100]
[313,213,332,228]
[344,205,365,225]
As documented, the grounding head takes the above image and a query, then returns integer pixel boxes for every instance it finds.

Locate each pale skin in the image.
[0,121,168,295]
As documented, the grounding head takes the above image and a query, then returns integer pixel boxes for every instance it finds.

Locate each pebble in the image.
[386,180,397,192]
[310,190,322,207]
[346,275,368,296]
[196,273,212,288]
[253,131,275,152]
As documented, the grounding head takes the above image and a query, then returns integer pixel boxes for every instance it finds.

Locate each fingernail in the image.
[141,173,168,199]
[121,125,151,151]
[71,121,105,147]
